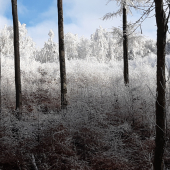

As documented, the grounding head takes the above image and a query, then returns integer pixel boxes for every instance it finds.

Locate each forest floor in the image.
[1,58,170,170]
[1,87,170,170]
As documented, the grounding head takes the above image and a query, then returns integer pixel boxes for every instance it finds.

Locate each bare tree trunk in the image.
[123,0,129,85]
[11,0,22,119]
[0,47,1,115]
[153,0,167,169]
[57,0,68,109]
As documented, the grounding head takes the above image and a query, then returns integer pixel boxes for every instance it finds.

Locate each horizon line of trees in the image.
[1,24,160,63]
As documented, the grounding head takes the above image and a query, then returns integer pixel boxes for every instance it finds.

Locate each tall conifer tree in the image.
[103,0,142,85]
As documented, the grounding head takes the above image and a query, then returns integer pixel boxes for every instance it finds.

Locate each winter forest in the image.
[1,0,170,169]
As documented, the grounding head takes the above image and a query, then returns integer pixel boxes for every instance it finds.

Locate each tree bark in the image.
[11,0,22,119]
[123,0,129,85]
[57,0,68,108]
[153,0,167,169]
[0,47,1,115]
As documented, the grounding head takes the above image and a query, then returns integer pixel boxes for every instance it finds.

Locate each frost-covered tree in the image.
[143,39,156,55]
[1,23,158,64]
[0,23,36,60]
[103,0,144,84]
[110,26,152,60]
[77,36,92,60]
[0,25,14,56]
[34,30,58,63]
[64,33,79,60]
[128,30,151,58]
[11,0,22,119]
[91,26,109,62]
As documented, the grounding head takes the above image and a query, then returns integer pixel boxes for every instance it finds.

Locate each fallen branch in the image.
[31,154,38,170]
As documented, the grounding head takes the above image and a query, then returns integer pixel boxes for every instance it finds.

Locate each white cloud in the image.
[0,0,29,30]
[35,0,157,47]
[0,0,11,29]
[0,0,157,48]
[0,16,12,30]
[27,0,123,47]
[27,21,58,48]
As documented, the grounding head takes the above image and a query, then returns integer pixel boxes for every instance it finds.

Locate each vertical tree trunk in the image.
[153,0,167,169]
[0,47,1,115]
[11,0,22,119]
[57,0,68,108]
[123,0,129,85]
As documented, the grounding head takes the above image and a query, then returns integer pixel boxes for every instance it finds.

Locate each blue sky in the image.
[0,0,157,48]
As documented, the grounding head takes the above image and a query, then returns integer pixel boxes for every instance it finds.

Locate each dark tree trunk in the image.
[0,47,1,114]
[11,0,22,119]
[57,0,68,108]
[123,0,129,85]
[153,0,167,169]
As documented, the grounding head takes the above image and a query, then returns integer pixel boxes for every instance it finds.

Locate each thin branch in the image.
[102,8,122,20]
[31,154,38,170]
[165,4,170,27]
[147,13,155,18]
[146,84,166,110]
[126,6,155,36]
[140,24,142,34]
